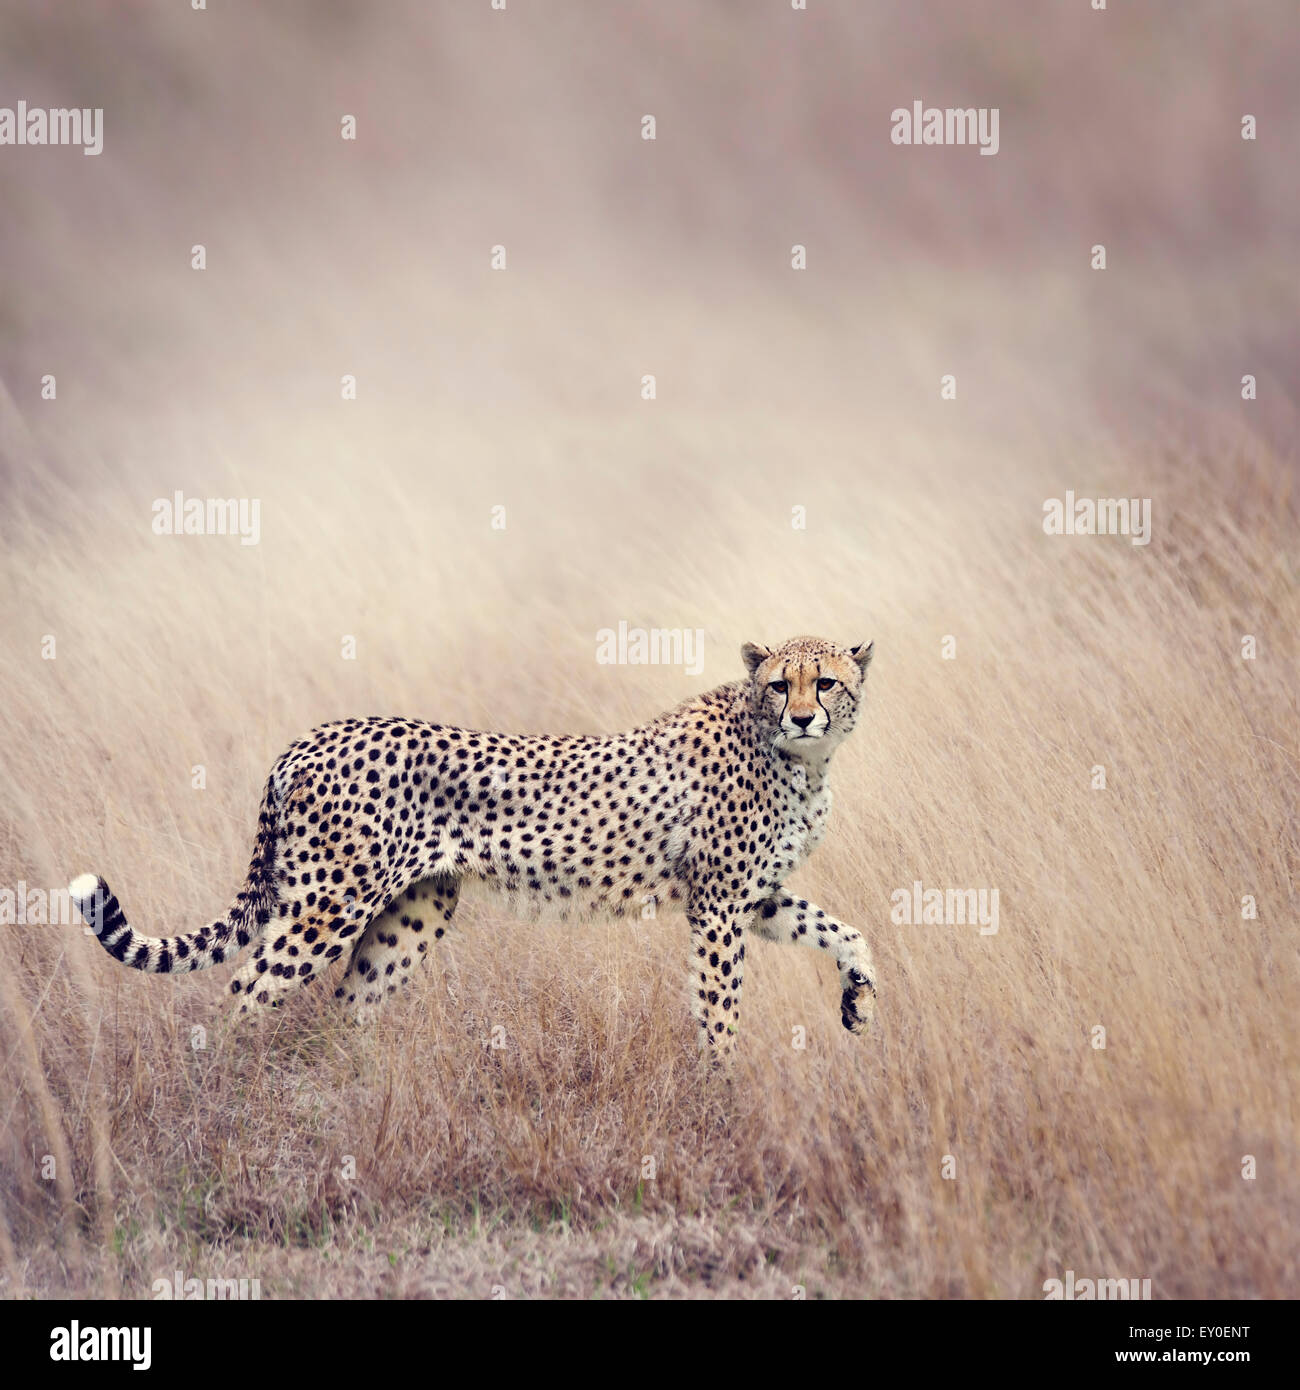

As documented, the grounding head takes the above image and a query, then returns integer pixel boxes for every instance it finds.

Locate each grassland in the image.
[1,0,1296,1298]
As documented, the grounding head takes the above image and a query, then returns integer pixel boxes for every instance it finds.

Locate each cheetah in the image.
[70,635,877,1055]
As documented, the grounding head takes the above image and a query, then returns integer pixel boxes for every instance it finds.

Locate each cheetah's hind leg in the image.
[337,874,461,1024]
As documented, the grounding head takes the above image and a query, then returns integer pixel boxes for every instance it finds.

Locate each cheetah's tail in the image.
[70,773,282,974]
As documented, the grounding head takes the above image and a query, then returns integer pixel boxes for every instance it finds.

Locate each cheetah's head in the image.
[741,635,873,760]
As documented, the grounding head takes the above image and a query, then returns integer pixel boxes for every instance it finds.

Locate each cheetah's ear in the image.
[850,641,874,672]
[741,642,772,675]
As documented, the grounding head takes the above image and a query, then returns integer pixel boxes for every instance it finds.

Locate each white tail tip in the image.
[69,874,100,900]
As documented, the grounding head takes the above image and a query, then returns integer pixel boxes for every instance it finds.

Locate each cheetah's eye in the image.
[769,680,788,694]
[817,677,837,692]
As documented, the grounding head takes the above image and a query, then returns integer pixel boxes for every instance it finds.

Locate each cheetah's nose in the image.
[791,714,814,729]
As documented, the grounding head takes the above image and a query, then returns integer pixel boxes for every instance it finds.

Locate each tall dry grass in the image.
[1,0,1297,1297]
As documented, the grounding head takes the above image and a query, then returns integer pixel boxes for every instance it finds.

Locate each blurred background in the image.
[0,1,1296,1299]
[1,1,1296,691]
[3,1,1297,520]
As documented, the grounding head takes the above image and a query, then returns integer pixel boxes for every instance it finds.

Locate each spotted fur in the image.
[71,635,877,1054]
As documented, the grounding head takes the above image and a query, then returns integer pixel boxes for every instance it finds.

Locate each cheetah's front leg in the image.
[687,903,747,1057]
[749,893,877,1033]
